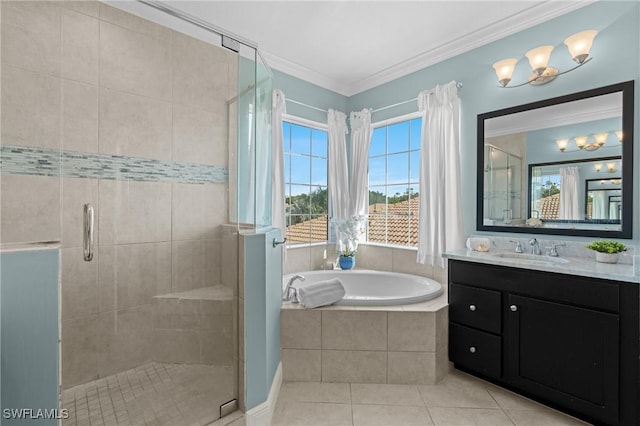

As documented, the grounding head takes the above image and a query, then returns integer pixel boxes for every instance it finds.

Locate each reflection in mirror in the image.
[477,80,633,238]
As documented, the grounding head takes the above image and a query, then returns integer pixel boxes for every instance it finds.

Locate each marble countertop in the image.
[444,249,639,284]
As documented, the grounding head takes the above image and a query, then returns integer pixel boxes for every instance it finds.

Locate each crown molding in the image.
[268,0,594,97]
[262,51,352,96]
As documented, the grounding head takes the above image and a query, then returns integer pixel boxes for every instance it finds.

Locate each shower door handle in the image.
[83,203,94,261]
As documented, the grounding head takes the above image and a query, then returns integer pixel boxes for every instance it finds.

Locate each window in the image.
[531,167,561,220]
[283,119,329,244]
[368,115,421,247]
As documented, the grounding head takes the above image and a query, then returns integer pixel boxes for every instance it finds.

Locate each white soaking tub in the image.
[283,269,443,306]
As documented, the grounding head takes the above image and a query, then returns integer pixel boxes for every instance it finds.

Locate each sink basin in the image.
[491,252,570,265]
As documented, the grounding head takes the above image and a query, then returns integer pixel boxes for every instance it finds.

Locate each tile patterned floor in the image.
[271,371,591,426]
[62,362,236,426]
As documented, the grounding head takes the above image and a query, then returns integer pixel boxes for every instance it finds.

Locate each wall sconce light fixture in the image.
[493,30,597,88]
[610,179,622,185]
[607,162,618,173]
[556,130,620,153]
[594,163,603,172]
[615,130,623,143]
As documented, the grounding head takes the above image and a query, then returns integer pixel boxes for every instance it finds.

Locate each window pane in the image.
[367,214,387,244]
[309,214,328,242]
[309,186,328,215]
[284,152,291,183]
[290,154,310,184]
[388,121,409,153]
[370,128,386,157]
[387,153,409,184]
[311,157,327,186]
[409,150,420,182]
[282,122,291,150]
[311,130,327,158]
[368,156,386,186]
[368,186,387,211]
[410,118,421,151]
[291,124,310,154]
[386,215,410,246]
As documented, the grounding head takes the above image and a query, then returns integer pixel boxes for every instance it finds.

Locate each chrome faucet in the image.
[529,238,541,255]
[283,274,305,303]
[547,242,566,257]
[510,239,523,253]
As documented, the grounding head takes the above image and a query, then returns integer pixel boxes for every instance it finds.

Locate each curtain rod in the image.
[286,98,328,114]
[371,82,463,114]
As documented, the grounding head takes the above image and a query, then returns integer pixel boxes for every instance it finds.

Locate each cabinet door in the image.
[507,294,619,425]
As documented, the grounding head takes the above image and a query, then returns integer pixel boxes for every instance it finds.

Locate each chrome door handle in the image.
[273,237,287,248]
[83,203,94,261]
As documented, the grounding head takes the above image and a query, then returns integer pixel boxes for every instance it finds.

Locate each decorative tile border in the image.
[0,145,228,184]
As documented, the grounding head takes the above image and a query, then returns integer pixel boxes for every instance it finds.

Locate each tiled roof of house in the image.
[286,197,419,246]
[540,193,559,220]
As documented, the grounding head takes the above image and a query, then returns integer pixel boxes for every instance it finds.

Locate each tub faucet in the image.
[283,274,305,303]
[529,238,541,255]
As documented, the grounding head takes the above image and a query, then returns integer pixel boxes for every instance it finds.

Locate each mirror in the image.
[477,81,634,238]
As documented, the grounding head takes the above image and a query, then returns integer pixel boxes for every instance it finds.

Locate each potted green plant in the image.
[337,247,357,270]
[586,240,627,264]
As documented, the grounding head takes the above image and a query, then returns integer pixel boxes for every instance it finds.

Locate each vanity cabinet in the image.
[448,260,638,426]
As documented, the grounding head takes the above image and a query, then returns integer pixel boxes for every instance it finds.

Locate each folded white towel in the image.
[297,278,346,309]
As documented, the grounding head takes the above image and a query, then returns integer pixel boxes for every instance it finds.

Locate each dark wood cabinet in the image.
[448,260,639,426]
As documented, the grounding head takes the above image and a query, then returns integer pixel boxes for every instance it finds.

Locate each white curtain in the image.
[327,109,350,250]
[417,81,464,267]
[592,191,606,219]
[271,90,287,240]
[559,166,580,220]
[348,109,372,240]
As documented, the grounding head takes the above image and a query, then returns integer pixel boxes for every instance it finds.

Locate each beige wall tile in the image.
[201,331,234,364]
[62,1,99,18]
[98,180,171,245]
[351,383,425,406]
[220,230,238,290]
[61,247,98,320]
[322,311,387,350]
[99,4,171,41]
[172,32,231,112]
[99,21,171,101]
[388,351,436,385]
[98,243,171,312]
[388,312,436,352]
[173,104,227,165]
[152,329,201,364]
[436,306,449,351]
[172,183,226,240]
[283,246,312,275]
[322,350,387,383]
[356,244,393,271]
[352,404,433,426]
[62,177,99,248]
[62,315,98,389]
[1,1,61,76]
[2,66,61,149]
[281,349,321,382]
[392,248,434,278]
[0,175,60,244]
[281,309,321,349]
[62,80,98,153]
[97,305,154,377]
[435,346,452,383]
[99,88,172,160]
[310,243,334,270]
[171,240,216,292]
[62,9,98,84]
[434,265,448,285]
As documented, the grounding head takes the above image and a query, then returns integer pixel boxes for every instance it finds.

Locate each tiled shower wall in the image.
[1,1,238,388]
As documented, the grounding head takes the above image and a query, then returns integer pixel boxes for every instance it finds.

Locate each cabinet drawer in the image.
[450,323,501,380]
[450,283,501,334]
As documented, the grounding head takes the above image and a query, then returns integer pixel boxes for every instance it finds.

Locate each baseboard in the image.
[246,362,282,426]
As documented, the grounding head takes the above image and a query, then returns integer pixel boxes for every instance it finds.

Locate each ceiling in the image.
[131,1,591,96]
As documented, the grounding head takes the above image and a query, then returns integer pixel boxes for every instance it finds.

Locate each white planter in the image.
[595,252,619,264]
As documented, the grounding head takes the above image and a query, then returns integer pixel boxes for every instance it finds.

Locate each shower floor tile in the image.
[62,362,236,426]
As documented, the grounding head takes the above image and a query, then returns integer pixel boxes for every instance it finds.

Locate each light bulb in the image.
[574,136,588,149]
[526,45,554,75]
[492,58,518,87]
[556,139,569,152]
[564,30,597,64]
[615,130,623,143]
[594,163,602,172]
[607,162,617,173]
[594,132,608,146]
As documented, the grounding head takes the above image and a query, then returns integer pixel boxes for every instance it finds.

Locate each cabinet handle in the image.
[469,346,477,354]
[510,305,518,312]
[469,304,476,311]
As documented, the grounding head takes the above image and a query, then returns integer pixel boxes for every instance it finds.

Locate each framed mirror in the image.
[477,81,634,238]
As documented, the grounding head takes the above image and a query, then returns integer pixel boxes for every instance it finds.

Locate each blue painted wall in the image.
[273,2,639,241]
[1,249,59,425]
[242,228,282,410]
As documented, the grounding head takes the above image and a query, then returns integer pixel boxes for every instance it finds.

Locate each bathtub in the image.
[283,269,443,306]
